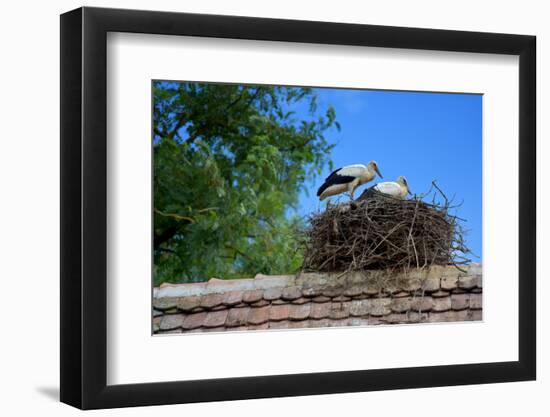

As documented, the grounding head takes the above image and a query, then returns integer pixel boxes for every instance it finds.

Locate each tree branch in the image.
[154,208,195,223]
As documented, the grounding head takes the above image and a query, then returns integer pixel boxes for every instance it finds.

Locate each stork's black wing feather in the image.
[324,167,344,181]
[356,185,381,201]
[316,171,356,196]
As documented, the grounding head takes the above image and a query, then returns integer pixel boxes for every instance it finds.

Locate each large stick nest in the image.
[302,184,470,273]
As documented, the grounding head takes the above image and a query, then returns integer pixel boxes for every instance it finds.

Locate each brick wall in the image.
[153,264,482,334]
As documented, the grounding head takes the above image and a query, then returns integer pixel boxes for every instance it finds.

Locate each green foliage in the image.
[153,82,337,285]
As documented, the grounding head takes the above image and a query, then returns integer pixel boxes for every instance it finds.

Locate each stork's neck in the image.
[398,182,408,196]
[364,165,375,179]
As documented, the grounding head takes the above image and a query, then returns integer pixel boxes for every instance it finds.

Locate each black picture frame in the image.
[60,6,536,410]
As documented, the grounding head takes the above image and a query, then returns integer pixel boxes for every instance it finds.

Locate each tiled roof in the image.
[153,264,482,334]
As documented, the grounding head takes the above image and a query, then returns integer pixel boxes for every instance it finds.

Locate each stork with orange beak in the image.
[317,161,383,201]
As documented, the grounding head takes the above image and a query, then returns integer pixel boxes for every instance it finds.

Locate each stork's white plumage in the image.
[368,176,411,200]
[317,161,382,201]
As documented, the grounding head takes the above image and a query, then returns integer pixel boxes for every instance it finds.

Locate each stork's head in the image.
[368,160,383,178]
[397,176,412,195]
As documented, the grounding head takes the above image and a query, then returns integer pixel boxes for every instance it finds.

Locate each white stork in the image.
[361,176,411,200]
[317,161,383,201]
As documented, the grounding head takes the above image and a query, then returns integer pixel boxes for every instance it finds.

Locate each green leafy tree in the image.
[153,82,338,284]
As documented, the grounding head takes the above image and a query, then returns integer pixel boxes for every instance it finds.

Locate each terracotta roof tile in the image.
[469,293,482,309]
[223,291,243,306]
[263,287,283,301]
[242,289,263,304]
[400,278,422,292]
[202,326,226,332]
[159,314,185,331]
[176,295,202,311]
[248,322,269,331]
[422,278,440,292]
[203,310,229,328]
[232,326,249,332]
[289,320,312,329]
[407,311,429,322]
[328,318,349,327]
[349,299,370,317]
[308,318,330,328]
[226,307,250,327]
[269,320,290,330]
[381,313,408,324]
[157,328,183,334]
[367,316,384,325]
[351,294,369,300]
[390,297,412,313]
[429,309,471,323]
[269,304,291,321]
[200,293,224,309]
[451,293,469,310]
[302,286,322,297]
[410,296,434,312]
[182,312,207,330]
[153,316,162,332]
[369,298,392,316]
[458,275,479,290]
[441,276,458,290]
[310,302,331,319]
[432,296,452,312]
[322,287,343,298]
[247,306,270,325]
[153,297,178,311]
[441,268,460,279]
[153,266,482,334]
[343,286,363,297]
[348,317,370,326]
[289,303,311,320]
[251,299,270,307]
[329,302,350,320]
[471,310,483,321]
[474,274,483,288]
[431,290,450,298]
[281,286,302,300]
[392,291,410,298]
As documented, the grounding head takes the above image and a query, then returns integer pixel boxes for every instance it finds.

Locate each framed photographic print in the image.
[60,6,536,410]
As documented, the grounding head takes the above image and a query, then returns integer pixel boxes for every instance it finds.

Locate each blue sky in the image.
[295,88,482,261]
